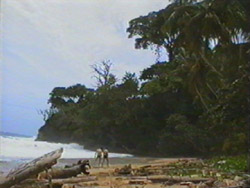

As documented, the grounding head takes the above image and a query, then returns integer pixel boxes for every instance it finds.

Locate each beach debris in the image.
[38,159,91,180]
[147,175,213,184]
[129,179,151,185]
[62,184,76,188]
[115,164,133,175]
[11,176,97,188]
[0,148,63,188]
[234,175,243,181]
[5,157,247,188]
[47,176,97,187]
[243,178,250,188]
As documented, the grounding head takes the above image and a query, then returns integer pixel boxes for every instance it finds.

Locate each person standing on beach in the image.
[94,147,103,167]
[102,148,109,167]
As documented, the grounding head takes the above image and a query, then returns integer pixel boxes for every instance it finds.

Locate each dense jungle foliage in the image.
[37,0,250,157]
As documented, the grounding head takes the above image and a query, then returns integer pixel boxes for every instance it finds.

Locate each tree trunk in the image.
[48,176,97,187]
[38,163,90,180]
[147,175,213,184]
[0,148,63,188]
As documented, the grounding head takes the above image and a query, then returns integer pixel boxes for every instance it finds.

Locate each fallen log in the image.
[147,175,213,184]
[130,176,147,179]
[62,185,79,188]
[48,176,97,186]
[38,160,91,179]
[11,179,48,188]
[12,176,96,188]
[12,176,97,188]
[0,148,63,188]
[62,183,98,188]
[129,179,151,185]
[114,164,133,175]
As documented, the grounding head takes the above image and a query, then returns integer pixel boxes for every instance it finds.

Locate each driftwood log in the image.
[47,176,97,187]
[114,164,133,175]
[10,179,48,188]
[38,160,91,180]
[147,175,213,184]
[0,148,63,188]
[11,176,97,188]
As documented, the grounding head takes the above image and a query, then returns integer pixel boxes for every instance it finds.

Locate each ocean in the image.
[0,135,131,174]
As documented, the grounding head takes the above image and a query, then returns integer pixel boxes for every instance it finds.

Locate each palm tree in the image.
[128,0,248,109]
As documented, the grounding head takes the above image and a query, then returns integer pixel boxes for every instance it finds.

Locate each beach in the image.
[0,135,132,174]
[0,136,247,187]
[0,156,180,187]
[0,157,191,188]
[1,156,246,188]
[0,156,167,175]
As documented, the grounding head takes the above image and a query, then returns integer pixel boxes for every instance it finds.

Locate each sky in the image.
[1,0,169,136]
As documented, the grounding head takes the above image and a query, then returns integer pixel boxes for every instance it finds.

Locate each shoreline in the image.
[1,157,246,188]
[0,156,187,175]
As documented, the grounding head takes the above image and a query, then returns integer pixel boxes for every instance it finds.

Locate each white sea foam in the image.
[0,136,131,161]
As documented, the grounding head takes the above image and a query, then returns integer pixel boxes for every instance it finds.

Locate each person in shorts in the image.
[102,148,109,167]
[94,147,103,167]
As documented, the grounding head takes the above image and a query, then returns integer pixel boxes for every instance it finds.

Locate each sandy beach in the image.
[0,156,172,174]
[0,157,137,174]
[1,156,247,188]
[58,157,172,167]
[0,157,186,188]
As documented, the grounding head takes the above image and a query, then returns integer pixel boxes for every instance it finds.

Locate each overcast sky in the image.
[1,0,169,136]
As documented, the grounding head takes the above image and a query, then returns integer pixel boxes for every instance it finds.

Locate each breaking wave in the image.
[0,135,131,161]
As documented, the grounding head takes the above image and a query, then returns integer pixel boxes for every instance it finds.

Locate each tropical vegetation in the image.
[37,0,250,157]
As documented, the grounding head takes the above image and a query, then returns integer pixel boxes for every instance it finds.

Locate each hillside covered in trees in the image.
[37,0,250,157]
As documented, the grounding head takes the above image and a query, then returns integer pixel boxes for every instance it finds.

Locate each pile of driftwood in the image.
[0,148,92,188]
[1,151,249,188]
[113,162,215,187]
[112,159,249,188]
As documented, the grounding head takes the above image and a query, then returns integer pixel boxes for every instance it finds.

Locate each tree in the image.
[127,0,249,110]
[37,0,250,158]
[91,60,117,88]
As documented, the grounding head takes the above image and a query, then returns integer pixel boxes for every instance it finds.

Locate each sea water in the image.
[0,135,131,160]
[0,135,131,173]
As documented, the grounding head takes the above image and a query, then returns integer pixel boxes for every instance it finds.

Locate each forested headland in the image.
[37,0,250,157]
